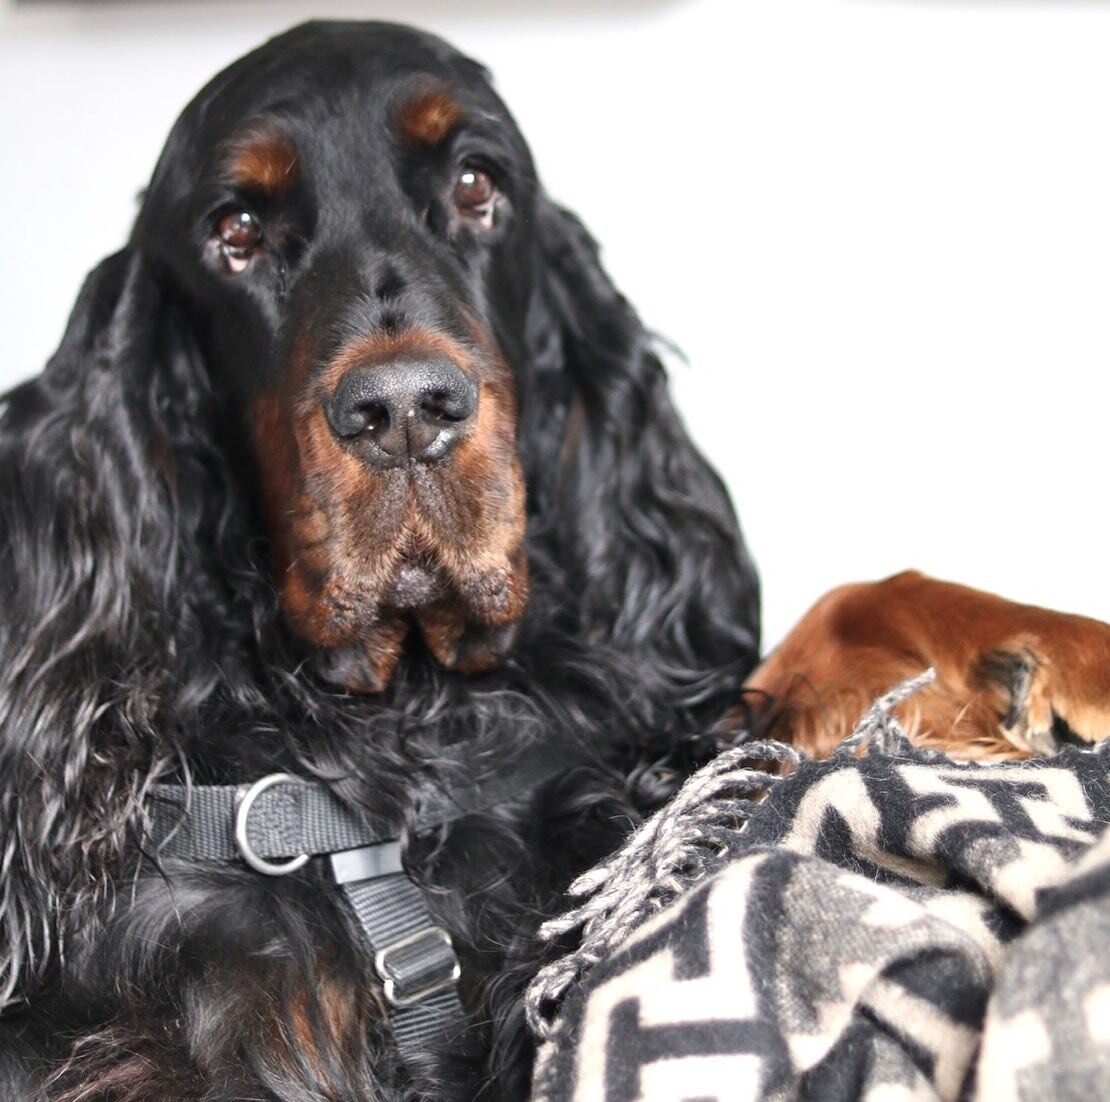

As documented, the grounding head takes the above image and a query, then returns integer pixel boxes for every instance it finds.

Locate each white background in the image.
[2,0,1108,651]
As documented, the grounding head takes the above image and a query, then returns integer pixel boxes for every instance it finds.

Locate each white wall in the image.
[2,0,1109,650]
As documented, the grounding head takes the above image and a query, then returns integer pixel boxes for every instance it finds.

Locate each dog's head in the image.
[22,21,759,701]
[136,23,542,690]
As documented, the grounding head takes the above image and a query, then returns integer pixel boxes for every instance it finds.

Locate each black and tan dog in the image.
[0,19,1106,1102]
[0,22,757,1101]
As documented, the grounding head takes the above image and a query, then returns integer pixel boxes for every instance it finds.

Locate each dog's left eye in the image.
[453,167,498,227]
[215,210,264,273]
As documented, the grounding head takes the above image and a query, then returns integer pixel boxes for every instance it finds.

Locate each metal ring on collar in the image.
[234,773,311,876]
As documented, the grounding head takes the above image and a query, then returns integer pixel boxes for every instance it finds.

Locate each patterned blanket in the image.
[526,675,1110,1101]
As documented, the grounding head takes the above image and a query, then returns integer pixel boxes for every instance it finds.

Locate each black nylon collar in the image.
[145,743,570,867]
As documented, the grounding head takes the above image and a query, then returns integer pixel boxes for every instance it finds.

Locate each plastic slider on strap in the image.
[375,926,461,1008]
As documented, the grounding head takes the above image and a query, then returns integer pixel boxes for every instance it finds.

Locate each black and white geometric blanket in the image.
[526,674,1110,1101]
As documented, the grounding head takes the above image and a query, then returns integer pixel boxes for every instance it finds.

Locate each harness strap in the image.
[145,747,569,1076]
[332,847,462,1052]
[147,773,468,1072]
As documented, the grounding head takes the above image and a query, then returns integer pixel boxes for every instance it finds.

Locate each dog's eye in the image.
[216,210,264,273]
[453,167,497,226]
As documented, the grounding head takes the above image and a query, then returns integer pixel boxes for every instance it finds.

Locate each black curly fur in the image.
[0,21,759,1101]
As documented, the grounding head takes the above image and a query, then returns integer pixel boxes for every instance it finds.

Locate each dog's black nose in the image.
[326,359,478,466]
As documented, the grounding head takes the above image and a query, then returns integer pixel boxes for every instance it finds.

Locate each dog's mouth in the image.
[270,467,529,692]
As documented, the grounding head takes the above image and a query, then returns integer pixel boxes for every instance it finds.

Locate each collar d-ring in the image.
[234,772,311,875]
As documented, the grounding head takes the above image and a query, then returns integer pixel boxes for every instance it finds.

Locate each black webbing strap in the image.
[331,843,462,1050]
[149,776,373,865]
[146,773,467,1069]
[148,772,475,865]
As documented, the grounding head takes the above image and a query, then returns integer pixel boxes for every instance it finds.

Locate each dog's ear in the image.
[520,198,760,714]
[0,248,216,1009]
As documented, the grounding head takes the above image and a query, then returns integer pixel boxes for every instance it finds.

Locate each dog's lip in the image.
[386,563,444,609]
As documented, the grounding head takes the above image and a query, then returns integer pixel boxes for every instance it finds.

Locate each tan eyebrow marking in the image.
[225,128,299,198]
[397,88,462,147]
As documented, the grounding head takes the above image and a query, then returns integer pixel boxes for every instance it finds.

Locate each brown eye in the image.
[453,167,497,220]
[216,210,263,272]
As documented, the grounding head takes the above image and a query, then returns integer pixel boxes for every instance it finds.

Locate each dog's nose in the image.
[325,359,478,466]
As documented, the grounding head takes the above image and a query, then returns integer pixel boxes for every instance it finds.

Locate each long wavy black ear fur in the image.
[519,198,761,718]
[0,249,233,1009]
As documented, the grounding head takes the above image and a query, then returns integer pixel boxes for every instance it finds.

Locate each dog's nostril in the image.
[421,390,470,423]
[330,398,389,439]
[360,402,390,435]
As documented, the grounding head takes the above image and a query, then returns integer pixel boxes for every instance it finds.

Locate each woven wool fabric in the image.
[528,685,1110,1102]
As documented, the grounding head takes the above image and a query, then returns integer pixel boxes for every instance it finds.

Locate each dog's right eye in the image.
[452,166,499,230]
[215,210,264,273]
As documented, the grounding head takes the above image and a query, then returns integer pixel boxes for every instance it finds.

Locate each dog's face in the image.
[138,23,535,691]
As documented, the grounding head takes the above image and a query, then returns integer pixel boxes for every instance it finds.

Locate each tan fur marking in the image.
[398,88,462,146]
[319,329,479,394]
[273,965,384,1097]
[226,128,299,197]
